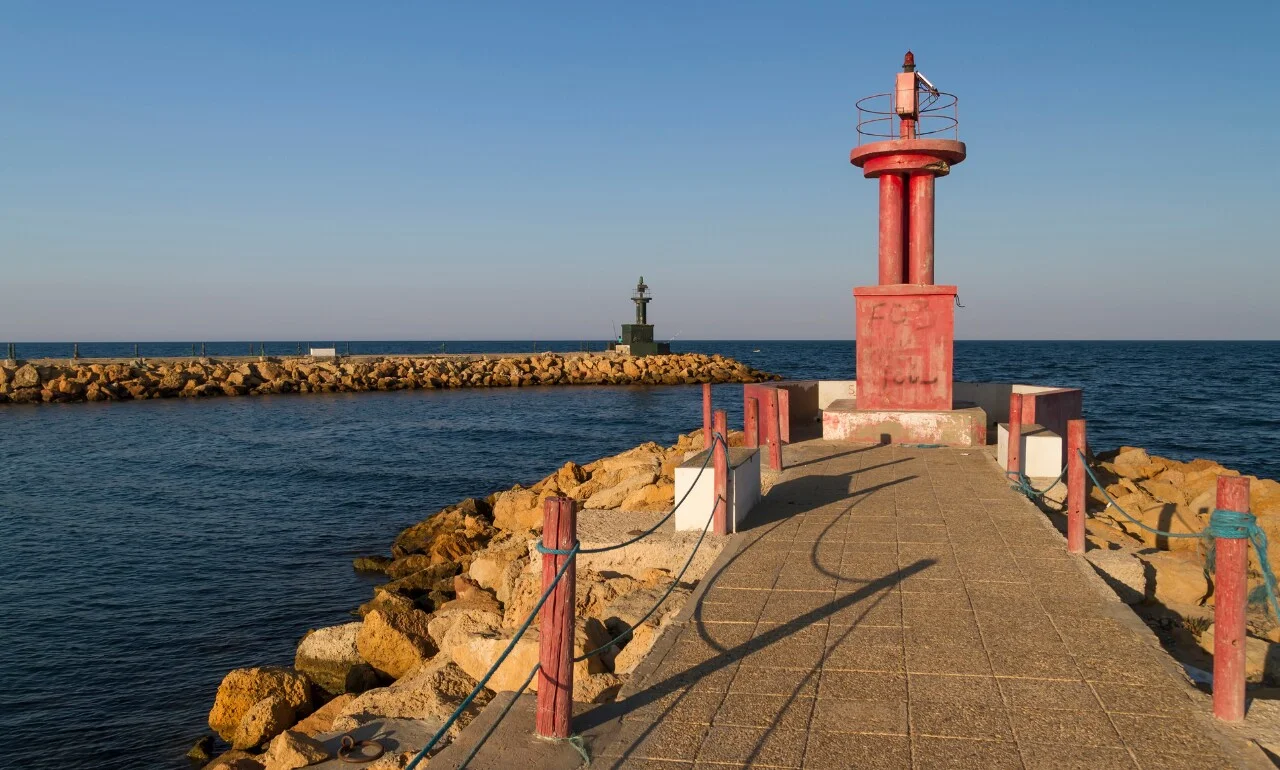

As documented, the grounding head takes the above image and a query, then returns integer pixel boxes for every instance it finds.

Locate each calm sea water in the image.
[1,340,1277,769]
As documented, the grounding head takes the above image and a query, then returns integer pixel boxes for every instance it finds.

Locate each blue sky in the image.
[2,1,1276,340]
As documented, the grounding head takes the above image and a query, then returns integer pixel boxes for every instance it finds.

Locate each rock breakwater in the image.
[0,352,778,405]
[196,428,736,769]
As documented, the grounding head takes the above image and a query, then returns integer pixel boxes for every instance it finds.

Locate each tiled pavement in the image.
[593,441,1264,769]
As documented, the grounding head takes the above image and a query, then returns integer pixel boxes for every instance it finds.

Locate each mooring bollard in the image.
[536,496,576,739]
[1066,419,1087,554]
[713,410,729,536]
[765,388,782,471]
[702,383,712,449]
[1007,392,1024,475]
[1213,476,1251,722]
[744,396,759,449]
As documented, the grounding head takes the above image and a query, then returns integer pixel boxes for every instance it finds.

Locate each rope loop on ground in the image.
[1077,449,1280,622]
[1007,466,1067,500]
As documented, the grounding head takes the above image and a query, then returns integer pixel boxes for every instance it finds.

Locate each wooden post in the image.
[1007,392,1024,476]
[713,410,729,535]
[765,388,782,471]
[536,497,576,738]
[1066,419,1087,555]
[702,383,712,450]
[1213,476,1251,722]
[744,396,759,449]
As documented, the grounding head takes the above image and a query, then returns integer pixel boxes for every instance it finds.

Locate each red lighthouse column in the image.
[878,174,906,285]
[908,173,935,284]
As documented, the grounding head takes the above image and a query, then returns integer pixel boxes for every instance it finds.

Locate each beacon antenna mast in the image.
[856,50,958,146]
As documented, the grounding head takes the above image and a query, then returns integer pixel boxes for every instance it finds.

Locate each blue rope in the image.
[535,433,724,556]
[1078,450,1280,622]
[404,542,580,770]
[1007,465,1067,500]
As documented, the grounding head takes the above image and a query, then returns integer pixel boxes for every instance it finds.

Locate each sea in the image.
[1,340,1276,769]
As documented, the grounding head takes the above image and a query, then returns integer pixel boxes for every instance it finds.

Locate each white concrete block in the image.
[673,448,760,533]
[997,423,1062,478]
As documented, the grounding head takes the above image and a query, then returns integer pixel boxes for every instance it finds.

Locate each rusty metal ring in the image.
[338,735,385,764]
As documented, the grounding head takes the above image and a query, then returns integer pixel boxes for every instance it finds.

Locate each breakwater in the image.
[0,352,778,405]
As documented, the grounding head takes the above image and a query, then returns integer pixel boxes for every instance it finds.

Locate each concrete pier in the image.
[588,440,1270,769]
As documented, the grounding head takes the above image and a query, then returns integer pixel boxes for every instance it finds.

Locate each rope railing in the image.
[1078,450,1280,622]
[404,432,729,770]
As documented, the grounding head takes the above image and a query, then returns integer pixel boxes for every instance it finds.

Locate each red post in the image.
[702,383,712,450]
[1213,476,1251,722]
[713,410,729,535]
[536,497,576,738]
[1066,420,1087,554]
[907,173,935,285]
[878,174,906,285]
[744,396,759,449]
[1006,392,1023,476]
[765,388,782,471]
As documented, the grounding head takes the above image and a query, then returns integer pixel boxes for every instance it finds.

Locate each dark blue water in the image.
[1,340,1276,769]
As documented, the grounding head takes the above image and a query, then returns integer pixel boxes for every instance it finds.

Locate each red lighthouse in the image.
[825,52,985,446]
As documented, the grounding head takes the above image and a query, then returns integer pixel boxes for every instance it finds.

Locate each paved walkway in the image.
[595,441,1265,769]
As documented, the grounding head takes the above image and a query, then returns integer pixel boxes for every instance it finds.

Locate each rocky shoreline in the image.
[0,352,778,405]
[194,428,739,770]
[190,437,1280,770]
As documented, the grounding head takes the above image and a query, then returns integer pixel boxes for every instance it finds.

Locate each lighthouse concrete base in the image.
[821,399,986,447]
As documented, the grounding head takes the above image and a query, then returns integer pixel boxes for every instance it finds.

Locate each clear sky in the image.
[2,1,1276,341]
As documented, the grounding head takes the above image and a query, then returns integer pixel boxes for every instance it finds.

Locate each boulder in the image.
[427,600,504,648]
[385,554,437,580]
[1144,552,1210,606]
[447,629,542,692]
[468,540,528,593]
[295,623,379,695]
[391,498,494,559]
[207,750,266,770]
[502,572,542,629]
[1199,627,1280,684]
[585,471,659,509]
[12,364,39,388]
[262,730,331,770]
[377,561,461,602]
[352,555,392,573]
[619,482,675,512]
[231,695,295,750]
[357,591,417,618]
[291,693,355,735]
[356,609,437,680]
[209,667,314,743]
[186,735,214,764]
[492,488,545,532]
[333,658,487,735]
